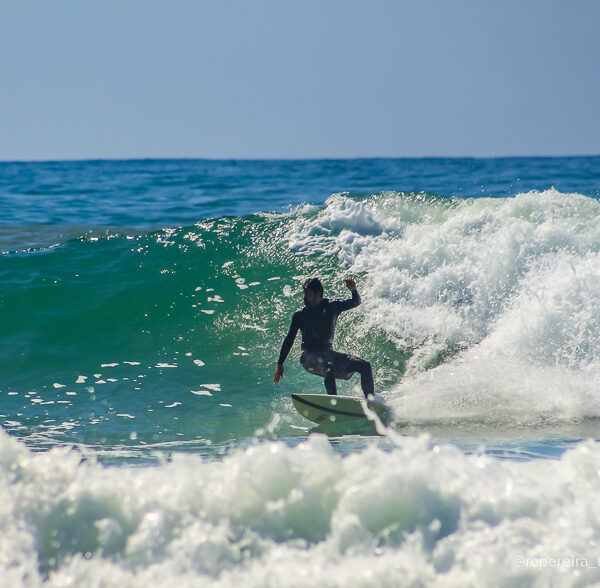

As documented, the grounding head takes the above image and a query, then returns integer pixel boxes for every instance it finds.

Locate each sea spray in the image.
[285,190,600,428]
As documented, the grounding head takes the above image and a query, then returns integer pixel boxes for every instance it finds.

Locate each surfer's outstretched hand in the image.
[273,363,284,383]
[345,277,357,291]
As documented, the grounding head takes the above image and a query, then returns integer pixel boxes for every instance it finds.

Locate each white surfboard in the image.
[291,393,390,425]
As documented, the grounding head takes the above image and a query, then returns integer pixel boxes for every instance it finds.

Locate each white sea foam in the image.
[287,190,600,426]
[2,427,600,586]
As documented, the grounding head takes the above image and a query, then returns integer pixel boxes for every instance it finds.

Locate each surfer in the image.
[273,277,375,398]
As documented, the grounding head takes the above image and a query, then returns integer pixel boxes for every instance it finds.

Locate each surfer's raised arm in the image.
[331,277,361,313]
[273,311,301,383]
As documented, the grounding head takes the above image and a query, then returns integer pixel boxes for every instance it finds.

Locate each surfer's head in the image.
[303,277,323,307]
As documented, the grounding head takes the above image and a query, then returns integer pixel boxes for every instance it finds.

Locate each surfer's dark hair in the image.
[303,278,323,305]
[303,277,323,295]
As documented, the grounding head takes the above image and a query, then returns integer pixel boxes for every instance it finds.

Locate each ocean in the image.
[2,156,600,586]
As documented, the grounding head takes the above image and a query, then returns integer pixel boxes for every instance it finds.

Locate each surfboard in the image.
[291,393,390,425]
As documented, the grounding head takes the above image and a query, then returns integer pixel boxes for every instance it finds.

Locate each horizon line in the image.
[1,153,599,164]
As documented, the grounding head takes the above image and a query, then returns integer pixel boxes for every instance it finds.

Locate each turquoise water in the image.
[3,157,600,585]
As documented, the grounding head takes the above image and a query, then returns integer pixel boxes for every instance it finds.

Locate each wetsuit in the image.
[277,289,374,398]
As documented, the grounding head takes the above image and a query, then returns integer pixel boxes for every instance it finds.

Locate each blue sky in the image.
[1,0,599,160]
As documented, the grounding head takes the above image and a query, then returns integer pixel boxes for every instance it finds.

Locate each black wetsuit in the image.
[277,289,374,397]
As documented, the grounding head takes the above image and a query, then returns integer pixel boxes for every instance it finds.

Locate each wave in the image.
[3,189,600,443]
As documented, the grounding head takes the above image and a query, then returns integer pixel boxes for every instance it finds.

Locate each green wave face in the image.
[0,201,403,450]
